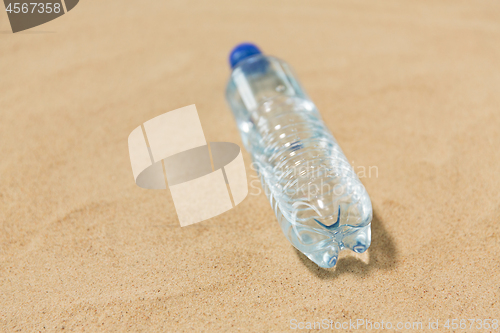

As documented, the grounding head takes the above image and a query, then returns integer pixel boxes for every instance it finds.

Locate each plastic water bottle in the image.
[225,43,372,268]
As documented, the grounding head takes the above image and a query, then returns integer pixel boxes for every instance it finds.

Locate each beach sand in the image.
[1,0,499,331]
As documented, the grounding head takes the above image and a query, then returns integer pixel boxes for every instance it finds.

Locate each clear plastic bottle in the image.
[225,43,372,268]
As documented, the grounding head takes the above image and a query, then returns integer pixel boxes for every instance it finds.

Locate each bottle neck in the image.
[229,55,306,113]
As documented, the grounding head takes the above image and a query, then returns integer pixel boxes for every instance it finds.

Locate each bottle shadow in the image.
[295,211,397,279]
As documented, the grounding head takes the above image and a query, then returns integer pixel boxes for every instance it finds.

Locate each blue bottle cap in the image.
[229,43,262,68]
